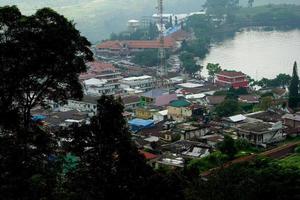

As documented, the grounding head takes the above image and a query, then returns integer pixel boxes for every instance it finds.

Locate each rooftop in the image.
[170,99,191,108]
[122,75,153,82]
[217,71,246,77]
[206,95,226,105]
[177,82,204,88]
[237,121,278,133]
[97,37,175,50]
[121,95,140,105]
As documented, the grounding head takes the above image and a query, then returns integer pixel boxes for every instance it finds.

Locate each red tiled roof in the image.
[217,71,245,77]
[80,61,117,80]
[139,150,159,160]
[87,61,116,73]
[97,37,175,50]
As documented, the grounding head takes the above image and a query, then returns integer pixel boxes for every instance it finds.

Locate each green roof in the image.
[170,100,191,107]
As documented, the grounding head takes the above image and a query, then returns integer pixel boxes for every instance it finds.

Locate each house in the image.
[135,107,158,120]
[200,134,224,148]
[167,100,192,122]
[65,95,98,115]
[282,113,300,128]
[96,37,176,56]
[153,110,168,122]
[215,71,249,88]
[120,75,156,92]
[139,150,159,167]
[175,123,209,140]
[206,95,226,106]
[238,95,260,104]
[140,88,178,107]
[121,95,141,110]
[80,61,122,96]
[128,118,155,133]
[235,121,285,146]
[161,140,211,158]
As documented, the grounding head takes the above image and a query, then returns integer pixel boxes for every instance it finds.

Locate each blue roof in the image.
[128,118,154,127]
[32,115,46,121]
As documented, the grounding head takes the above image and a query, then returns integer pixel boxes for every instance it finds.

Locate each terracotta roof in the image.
[217,71,245,77]
[97,37,175,50]
[80,61,116,80]
[87,61,116,73]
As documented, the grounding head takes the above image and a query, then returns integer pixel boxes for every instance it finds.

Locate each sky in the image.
[0,0,299,43]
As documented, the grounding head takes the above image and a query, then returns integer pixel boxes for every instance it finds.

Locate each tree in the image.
[207,63,222,83]
[0,123,62,200]
[0,6,93,129]
[179,52,201,76]
[204,0,240,17]
[217,135,238,159]
[64,96,153,200]
[186,158,300,200]
[131,49,159,67]
[215,99,241,117]
[275,73,291,88]
[288,62,299,109]
[259,96,273,110]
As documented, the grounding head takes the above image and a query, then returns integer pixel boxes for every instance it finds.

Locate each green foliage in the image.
[289,62,299,108]
[217,135,238,159]
[215,99,241,117]
[131,49,159,67]
[204,0,240,17]
[257,73,291,88]
[259,96,273,110]
[280,154,300,169]
[187,157,300,200]
[0,6,92,129]
[110,22,158,40]
[206,63,222,81]
[179,52,202,76]
[187,151,229,173]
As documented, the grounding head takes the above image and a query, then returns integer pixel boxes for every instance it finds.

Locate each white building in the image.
[120,75,156,92]
[83,78,121,96]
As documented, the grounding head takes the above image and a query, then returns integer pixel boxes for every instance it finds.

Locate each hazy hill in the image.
[0,0,299,43]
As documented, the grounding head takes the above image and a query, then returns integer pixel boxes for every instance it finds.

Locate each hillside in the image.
[0,0,299,43]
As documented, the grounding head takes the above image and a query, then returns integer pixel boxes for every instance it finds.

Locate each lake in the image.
[202,29,300,79]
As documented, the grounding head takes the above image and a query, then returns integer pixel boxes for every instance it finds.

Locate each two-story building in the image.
[215,71,249,89]
[80,61,122,96]
[120,75,156,92]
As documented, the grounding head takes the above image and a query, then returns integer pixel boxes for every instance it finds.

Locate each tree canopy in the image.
[288,62,299,109]
[0,6,93,129]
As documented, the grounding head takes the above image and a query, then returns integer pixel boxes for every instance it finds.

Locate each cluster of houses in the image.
[29,12,295,168]
[30,56,296,169]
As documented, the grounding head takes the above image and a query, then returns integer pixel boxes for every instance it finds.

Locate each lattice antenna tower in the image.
[157,0,167,78]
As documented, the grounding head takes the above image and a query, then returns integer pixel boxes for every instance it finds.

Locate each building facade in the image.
[215,71,249,89]
[120,75,156,92]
